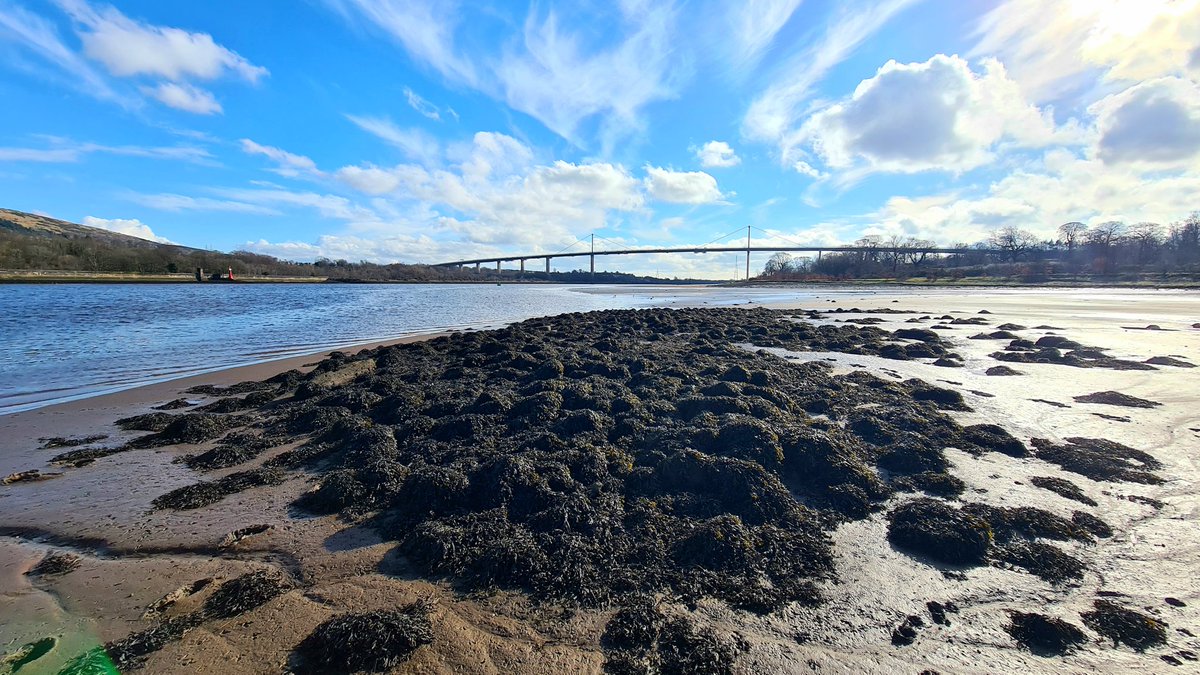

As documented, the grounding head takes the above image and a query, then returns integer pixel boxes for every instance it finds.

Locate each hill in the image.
[0,208,693,283]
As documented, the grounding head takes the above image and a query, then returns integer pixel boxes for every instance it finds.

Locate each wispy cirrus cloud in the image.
[0,137,214,164]
[323,0,687,149]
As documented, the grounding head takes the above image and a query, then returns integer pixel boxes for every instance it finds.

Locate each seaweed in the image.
[602,600,742,675]
[1029,476,1097,506]
[1031,437,1162,484]
[293,603,434,673]
[151,468,286,510]
[1006,612,1087,655]
[1082,599,1168,651]
[202,570,291,619]
[1072,391,1162,408]
[887,499,992,566]
[993,541,1085,583]
[26,552,81,577]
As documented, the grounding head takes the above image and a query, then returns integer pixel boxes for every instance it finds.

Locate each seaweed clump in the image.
[151,468,286,510]
[887,499,992,566]
[293,603,434,673]
[26,552,81,577]
[1029,476,1097,506]
[1082,600,1168,651]
[201,570,291,619]
[601,597,743,675]
[1072,391,1162,409]
[1006,611,1087,655]
[1031,437,1163,484]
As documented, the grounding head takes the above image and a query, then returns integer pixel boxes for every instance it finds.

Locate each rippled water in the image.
[0,283,833,414]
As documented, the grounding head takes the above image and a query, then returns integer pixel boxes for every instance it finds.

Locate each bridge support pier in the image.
[496,260,501,272]
[475,262,480,271]
[519,259,525,279]
[590,254,595,280]
[545,257,550,273]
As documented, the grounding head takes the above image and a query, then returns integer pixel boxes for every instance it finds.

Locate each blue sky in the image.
[2,0,1198,278]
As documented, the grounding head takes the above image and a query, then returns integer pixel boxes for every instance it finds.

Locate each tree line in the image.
[758,212,1200,283]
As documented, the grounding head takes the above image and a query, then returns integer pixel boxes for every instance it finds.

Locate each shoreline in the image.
[2,289,1198,673]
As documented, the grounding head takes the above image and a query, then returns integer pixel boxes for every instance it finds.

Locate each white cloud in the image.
[143,82,222,114]
[82,215,173,243]
[496,3,682,146]
[791,160,825,179]
[0,139,211,164]
[239,139,322,177]
[128,193,281,215]
[727,0,804,72]
[403,86,442,120]
[211,187,380,224]
[795,54,1073,175]
[57,0,267,83]
[334,165,405,196]
[0,147,82,162]
[971,0,1200,102]
[322,0,476,85]
[644,166,724,204]
[743,0,922,147]
[865,149,1200,244]
[1088,77,1200,166]
[695,140,740,168]
[345,115,440,163]
[0,2,120,103]
[326,1,684,148]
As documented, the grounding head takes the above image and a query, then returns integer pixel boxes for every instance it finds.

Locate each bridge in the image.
[432,227,1000,278]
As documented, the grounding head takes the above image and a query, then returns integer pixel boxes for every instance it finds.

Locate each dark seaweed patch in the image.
[1073,391,1162,408]
[293,603,433,673]
[1082,600,1168,651]
[1006,611,1087,655]
[1029,476,1097,506]
[1032,437,1163,484]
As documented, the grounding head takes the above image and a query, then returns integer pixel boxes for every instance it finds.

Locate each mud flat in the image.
[1,288,1198,673]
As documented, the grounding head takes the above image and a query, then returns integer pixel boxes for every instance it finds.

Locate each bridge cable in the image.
[748,225,812,249]
[548,236,592,256]
[697,226,750,249]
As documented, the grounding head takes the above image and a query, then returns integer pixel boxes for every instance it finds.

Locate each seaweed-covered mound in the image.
[293,603,434,673]
[26,552,81,577]
[128,308,1005,616]
[887,499,992,566]
[1082,600,1168,651]
[1031,437,1163,484]
[990,338,1156,371]
[601,597,743,675]
[1006,611,1087,655]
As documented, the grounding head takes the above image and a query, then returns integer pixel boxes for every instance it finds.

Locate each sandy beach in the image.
[2,288,1198,674]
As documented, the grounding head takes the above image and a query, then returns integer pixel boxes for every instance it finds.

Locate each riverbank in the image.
[2,289,1198,673]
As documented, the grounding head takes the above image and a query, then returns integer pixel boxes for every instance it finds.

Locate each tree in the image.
[988,226,1038,262]
[1057,222,1087,252]
[1128,222,1163,264]
[763,252,794,276]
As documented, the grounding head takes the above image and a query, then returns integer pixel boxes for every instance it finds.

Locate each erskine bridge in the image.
[431,227,1003,278]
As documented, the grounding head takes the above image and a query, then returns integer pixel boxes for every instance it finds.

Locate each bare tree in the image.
[989,226,1039,262]
[763,252,794,276]
[1128,222,1163,264]
[1057,222,1087,253]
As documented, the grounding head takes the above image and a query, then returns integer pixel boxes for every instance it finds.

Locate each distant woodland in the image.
[757,213,1200,284]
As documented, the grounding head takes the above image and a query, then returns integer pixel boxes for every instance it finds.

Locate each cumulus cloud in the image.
[743,0,921,146]
[240,139,322,177]
[1089,77,1200,166]
[57,0,267,82]
[143,82,222,114]
[864,148,1200,244]
[794,54,1073,176]
[82,215,173,243]
[643,167,724,204]
[695,141,740,168]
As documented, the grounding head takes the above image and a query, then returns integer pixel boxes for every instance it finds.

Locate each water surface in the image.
[0,283,830,413]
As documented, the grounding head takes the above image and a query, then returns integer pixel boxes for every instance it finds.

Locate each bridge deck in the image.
[433,245,998,267]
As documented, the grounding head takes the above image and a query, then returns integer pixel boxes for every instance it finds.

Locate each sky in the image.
[1,0,1198,279]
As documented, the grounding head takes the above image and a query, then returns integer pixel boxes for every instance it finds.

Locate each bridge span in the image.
[433,244,998,277]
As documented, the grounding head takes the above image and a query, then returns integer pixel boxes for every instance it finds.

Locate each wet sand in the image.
[2,289,1198,673]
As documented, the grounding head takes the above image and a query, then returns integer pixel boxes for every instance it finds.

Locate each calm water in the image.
[0,283,832,414]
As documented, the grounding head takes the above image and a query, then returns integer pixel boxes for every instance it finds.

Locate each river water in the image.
[0,283,852,414]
